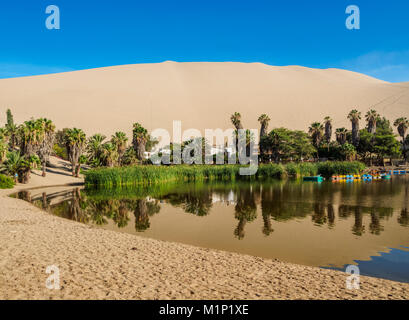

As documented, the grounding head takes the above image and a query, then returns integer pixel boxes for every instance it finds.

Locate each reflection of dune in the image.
[1,62,408,138]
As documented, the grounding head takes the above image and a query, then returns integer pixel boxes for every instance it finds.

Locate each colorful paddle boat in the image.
[303,176,324,182]
[362,174,372,181]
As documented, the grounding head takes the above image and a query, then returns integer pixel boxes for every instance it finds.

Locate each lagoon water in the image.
[13,177,409,283]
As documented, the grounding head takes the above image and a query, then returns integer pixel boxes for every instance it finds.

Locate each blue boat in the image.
[362,174,372,181]
[303,176,324,182]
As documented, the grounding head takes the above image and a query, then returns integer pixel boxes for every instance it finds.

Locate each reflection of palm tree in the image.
[261,187,274,236]
[167,189,212,216]
[85,199,109,226]
[113,202,130,228]
[90,211,108,225]
[234,219,247,240]
[327,204,335,227]
[133,199,160,231]
[41,192,51,211]
[134,199,150,231]
[352,206,365,236]
[369,209,384,235]
[68,188,88,222]
[398,208,409,226]
[183,194,212,216]
[262,212,273,236]
[17,190,32,202]
[338,205,353,218]
[234,188,257,240]
[312,203,327,225]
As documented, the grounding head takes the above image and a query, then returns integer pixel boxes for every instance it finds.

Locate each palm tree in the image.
[230,112,243,130]
[258,114,270,161]
[65,128,86,177]
[18,119,42,157]
[0,138,7,163]
[102,142,118,167]
[37,118,55,177]
[231,113,245,157]
[393,117,409,141]
[1,151,23,177]
[132,123,148,161]
[0,127,8,142]
[308,122,324,149]
[365,109,380,134]
[335,127,348,145]
[87,134,106,166]
[323,116,332,144]
[347,109,361,147]
[258,114,270,138]
[111,131,128,165]
[5,109,17,150]
[5,123,17,150]
[0,151,36,183]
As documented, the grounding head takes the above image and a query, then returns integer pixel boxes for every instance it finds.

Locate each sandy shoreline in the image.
[1,161,409,300]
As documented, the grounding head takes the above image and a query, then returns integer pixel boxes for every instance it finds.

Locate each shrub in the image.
[53,143,68,160]
[317,161,365,177]
[0,174,15,189]
[84,161,366,187]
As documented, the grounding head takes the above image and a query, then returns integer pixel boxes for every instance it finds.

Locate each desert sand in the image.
[0,158,408,300]
[0,62,408,138]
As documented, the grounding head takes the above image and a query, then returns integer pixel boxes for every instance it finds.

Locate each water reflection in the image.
[12,178,409,282]
[14,180,409,237]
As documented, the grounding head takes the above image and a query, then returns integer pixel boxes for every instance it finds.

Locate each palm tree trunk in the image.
[75,164,80,177]
[71,162,76,176]
[137,143,146,161]
[42,161,47,177]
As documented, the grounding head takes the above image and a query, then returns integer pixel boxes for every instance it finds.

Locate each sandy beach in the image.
[0,158,408,300]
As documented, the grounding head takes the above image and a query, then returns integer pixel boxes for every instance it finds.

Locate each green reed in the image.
[84,162,366,187]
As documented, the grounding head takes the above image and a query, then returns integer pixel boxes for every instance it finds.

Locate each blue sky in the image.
[0,0,408,82]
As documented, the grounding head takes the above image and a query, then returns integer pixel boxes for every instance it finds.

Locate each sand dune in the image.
[0,62,408,138]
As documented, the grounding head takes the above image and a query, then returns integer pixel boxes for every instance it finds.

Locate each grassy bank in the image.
[84,162,366,187]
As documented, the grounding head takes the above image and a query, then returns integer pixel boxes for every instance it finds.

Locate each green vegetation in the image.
[84,161,366,187]
[316,161,366,177]
[260,127,316,162]
[0,174,14,189]
[0,106,407,185]
[0,113,51,183]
